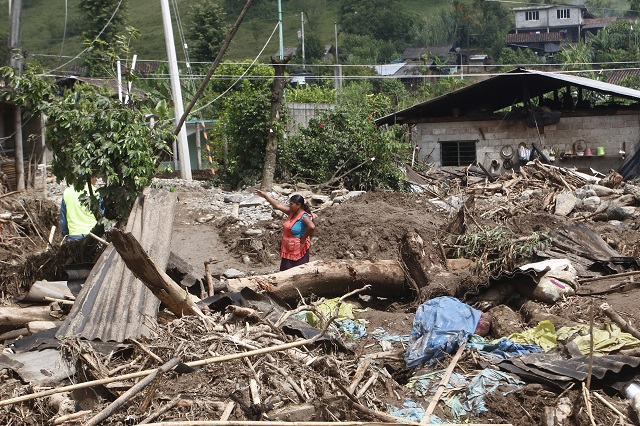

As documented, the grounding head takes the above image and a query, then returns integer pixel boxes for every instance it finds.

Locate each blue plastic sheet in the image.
[388,399,445,424]
[467,336,544,359]
[372,327,410,342]
[405,297,481,367]
[463,369,524,414]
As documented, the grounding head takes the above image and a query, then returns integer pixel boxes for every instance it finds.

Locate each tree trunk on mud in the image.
[261,58,289,192]
[225,259,411,303]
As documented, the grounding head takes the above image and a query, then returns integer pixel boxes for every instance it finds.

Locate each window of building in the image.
[440,140,477,166]
[525,11,539,21]
[557,9,570,19]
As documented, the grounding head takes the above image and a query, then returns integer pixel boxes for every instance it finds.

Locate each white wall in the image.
[415,112,640,172]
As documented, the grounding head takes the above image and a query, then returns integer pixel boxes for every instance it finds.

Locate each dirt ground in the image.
[2,175,640,424]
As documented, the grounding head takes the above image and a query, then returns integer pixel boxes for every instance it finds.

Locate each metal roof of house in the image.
[402,46,454,60]
[606,68,640,85]
[512,4,587,11]
[376,68,640,125]
[582,16,617,29]
[506,32,563,43]
[374,63,408,76]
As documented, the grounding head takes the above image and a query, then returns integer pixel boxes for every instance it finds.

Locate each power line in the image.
[41,0,126,75]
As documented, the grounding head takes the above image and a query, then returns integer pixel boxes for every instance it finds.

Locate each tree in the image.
[79,0,128,75]
[278,82,406,190]
[299,33,325,62]
[338,0,423,50]
[46,84,174,223]
[186,0,229,63]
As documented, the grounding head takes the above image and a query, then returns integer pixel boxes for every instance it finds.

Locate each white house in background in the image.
[512,4,588,42]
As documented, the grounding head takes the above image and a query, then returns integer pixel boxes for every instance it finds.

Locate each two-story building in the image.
[513,4,588,42]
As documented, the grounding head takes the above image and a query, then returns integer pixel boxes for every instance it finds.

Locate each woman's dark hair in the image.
[289,194,312,214]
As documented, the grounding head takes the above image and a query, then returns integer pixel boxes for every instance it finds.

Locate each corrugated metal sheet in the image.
[506,32,562,43]
[488,353,640,390]
[376,68,640,125]
[56,188,176,342]
[582,16,617,29]
[607,68,640,86]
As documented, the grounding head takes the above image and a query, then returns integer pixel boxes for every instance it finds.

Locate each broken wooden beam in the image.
[107,228,206,319]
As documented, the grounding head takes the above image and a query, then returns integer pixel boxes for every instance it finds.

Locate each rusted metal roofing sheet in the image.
[57,187,176,342]
[376,68,640,125]
[505,32,562,43]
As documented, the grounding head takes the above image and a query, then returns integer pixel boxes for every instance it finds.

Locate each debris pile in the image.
[1,166,640,425]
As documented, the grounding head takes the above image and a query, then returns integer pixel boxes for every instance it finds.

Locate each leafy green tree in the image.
[555,42,595,78]
[186,0,229,63]
[286,85,335,103]
[587,0,613,17]
[79,0,127,75]
[591,20,640,65]
[46,84,174,223]
[278,82,406,190]
[497,47,543,69]
[0,66,55,115]
[194,62,275,187]
[338,0,423,50]
[299,33,325,62]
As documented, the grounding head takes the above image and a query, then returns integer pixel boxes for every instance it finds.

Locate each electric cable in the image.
[41,0,126,75]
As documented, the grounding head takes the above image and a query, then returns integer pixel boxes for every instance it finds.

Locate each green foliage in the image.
[454,227,549,274]
[83,26,140,77]
[286,85,335,103]
[418,74,469,101]
[338,0,423,57]
[299,33,325,62]
[79,0,127,42]
[79,0,128,75]
[555,42,596,78]
[278,85,406,190]
[186,0,229,63]
[194,62,275,187]
[46,84,174,223]
[0,66,55,113]
[497,47,543,69]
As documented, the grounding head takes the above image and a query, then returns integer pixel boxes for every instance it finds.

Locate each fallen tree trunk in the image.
[107,229,206,319]
[225,260,409,302]
[0,306,53,327]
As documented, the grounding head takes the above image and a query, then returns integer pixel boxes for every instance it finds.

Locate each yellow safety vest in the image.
[63,185,97,236]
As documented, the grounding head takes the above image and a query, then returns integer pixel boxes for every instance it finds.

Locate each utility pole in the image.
[8,0,24,190]
[301,11,305,68]
[160,0,192,180]
[334,22,341,91]
[278,0,284,60]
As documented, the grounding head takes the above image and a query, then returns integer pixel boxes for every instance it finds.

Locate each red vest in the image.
[280,209,312,261]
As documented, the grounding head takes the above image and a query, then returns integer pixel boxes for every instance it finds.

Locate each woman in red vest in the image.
[255,190,315,271]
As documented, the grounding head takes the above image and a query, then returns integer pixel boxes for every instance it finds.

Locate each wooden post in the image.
[8,0,24,191]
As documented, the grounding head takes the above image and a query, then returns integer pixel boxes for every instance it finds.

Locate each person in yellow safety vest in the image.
[60,177,99,242]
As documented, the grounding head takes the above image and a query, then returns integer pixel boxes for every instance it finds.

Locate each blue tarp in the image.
[405,297,481,367]
[467,336,544,359]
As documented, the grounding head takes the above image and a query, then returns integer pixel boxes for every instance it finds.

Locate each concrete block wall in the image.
[415,113,640,173]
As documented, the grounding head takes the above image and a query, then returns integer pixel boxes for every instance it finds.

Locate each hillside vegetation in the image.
[0,0,447,69]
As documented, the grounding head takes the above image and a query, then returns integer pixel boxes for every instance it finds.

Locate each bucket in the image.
[584,147,593,156]
[596,146,605,156]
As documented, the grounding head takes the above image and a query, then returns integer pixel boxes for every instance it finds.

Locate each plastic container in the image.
[596,146,605,156]
[623,382,640,399]
[584,147,593,156]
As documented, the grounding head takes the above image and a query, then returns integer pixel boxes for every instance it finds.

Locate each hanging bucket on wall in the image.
[596,146,605,156]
